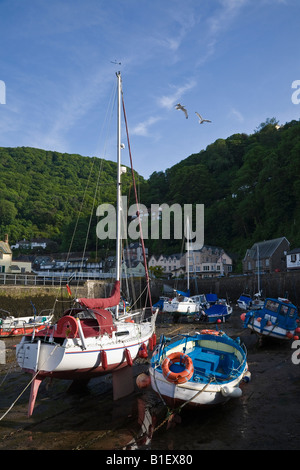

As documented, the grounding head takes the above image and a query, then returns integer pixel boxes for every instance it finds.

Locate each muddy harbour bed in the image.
[0,307,300,452]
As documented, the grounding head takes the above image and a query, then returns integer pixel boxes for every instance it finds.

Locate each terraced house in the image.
[148,245,232,278]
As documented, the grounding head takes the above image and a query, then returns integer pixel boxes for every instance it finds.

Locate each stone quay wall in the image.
[1,271,300,318]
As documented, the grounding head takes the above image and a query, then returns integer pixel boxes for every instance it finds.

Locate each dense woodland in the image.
[0,117,300,267]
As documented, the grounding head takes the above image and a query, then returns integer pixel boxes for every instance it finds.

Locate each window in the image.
[265,300,279,313]
[280,304,288,316]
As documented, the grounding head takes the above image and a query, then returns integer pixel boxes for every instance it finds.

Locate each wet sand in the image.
[1,308,300,451]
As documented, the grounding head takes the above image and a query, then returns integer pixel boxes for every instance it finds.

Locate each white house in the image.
[0,235,32,273]
[11,238,48,250]
[286,248,300,271]
[149,245,232,278]
[148,253,183,276]
[186,246,232,277]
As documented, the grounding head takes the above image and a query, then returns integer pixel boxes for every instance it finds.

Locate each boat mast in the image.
[257,244,260,295]
[115,71,122,319]
[186,216,190,293]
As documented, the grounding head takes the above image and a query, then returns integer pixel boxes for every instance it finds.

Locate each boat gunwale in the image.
[150,332,247,386]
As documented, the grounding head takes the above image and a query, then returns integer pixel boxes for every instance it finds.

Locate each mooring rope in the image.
[0,343,59,422]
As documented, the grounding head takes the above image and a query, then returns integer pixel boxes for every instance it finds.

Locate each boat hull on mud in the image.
[149,330,249,409]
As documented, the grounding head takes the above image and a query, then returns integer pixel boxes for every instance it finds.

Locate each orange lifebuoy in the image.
[200,329,220,336]
[162,352,194,384]
[56,315,78,338]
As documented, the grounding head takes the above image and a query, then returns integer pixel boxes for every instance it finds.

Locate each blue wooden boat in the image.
[194,294,232,323]
[237,292,264,311]
[149,330,250,409]
[240,297,300,340]
[200,303,232,323]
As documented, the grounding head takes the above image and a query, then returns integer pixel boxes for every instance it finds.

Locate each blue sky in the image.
[0,0,299,179]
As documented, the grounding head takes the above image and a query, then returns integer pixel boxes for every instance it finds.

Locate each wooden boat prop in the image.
[240,297,300,341]
[16,72,158,417]
[149,330,250,409]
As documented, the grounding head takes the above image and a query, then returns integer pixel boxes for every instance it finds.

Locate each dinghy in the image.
[0,309,52,338]
[149,330,249,409]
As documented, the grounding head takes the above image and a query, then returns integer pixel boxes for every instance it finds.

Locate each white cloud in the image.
[197,0,248,65]
[157,80,197,110]
[131,116,162,137]
[229,108,245,122]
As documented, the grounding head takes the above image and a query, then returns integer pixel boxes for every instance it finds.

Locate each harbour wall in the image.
[0,281,115,317]
[151,271,300,307]
[0,271,300,316]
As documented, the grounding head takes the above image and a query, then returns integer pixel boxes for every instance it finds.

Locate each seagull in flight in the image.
[195,112,212,124]
[175,103,188,119]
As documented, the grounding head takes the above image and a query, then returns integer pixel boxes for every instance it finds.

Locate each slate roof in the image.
[287,248,300,255]
[244,237,289,261]
[0,241,12,255]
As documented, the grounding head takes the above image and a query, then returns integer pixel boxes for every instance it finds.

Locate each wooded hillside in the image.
[0,118,299,263]
[140,118,300,258]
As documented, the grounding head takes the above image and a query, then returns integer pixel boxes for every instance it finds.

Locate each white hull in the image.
[16,312,157,378]
[247,319,294,340]
[149,331,249,409]
[150,367,245,408]
[237,300,264,311]
[163,298,198,314]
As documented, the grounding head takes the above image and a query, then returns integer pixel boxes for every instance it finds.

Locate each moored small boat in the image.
[196,303,232,323]
[237,292,264,311]
[149,330,249,409]
[162,295,199,315]
[240,297,300,341]
[0,309,53,338]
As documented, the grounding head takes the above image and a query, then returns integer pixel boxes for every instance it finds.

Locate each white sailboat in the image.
[162,218,200,315]
[16,72,158,416]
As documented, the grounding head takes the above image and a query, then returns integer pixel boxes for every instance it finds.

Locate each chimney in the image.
[4,234,8,243]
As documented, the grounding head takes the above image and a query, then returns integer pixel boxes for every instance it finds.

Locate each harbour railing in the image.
[0,272,114,287]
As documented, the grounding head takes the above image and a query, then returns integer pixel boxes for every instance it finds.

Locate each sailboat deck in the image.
[79,318,101,337]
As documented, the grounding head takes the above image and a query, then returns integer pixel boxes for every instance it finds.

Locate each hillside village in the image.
[1,235,300,280]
